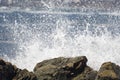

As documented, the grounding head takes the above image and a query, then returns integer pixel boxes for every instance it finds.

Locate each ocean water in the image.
[1,8,120,71]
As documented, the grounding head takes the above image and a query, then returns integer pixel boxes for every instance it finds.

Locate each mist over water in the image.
[1,1,120,71]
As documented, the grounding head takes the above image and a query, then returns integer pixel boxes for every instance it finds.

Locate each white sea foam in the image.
[0,2,119,71]
[4,14,120,71]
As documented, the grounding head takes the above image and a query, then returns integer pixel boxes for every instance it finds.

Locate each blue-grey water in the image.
[1,5,120,70]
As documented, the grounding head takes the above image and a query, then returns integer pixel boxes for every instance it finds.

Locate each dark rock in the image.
[96,62,120,80]
[3,56,120,80]
[34,56,97,80]
[0,59,6,65]
[0,58,37,80]
[13,69,37,80]
[0,59,19,80]
[72,66,97,80]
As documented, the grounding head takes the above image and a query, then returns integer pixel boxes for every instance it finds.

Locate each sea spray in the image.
[1,10,120,71]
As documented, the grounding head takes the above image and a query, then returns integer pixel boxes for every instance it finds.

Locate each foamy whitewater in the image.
[1,1,120,71]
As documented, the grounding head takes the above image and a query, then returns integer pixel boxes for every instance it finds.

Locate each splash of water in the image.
[1,10,120,71]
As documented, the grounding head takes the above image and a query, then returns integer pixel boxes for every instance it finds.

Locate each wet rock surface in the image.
[95,62,120,80]
[0,56,120,80]
[0,59,37,80]
[34,56,97,80]
[12,69,37,80]
[0,59,18,80]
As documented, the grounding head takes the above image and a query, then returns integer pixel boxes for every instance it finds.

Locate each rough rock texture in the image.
[0,58,37,80]
[1,56,120,80]
[72,66,97,80]
[13,69,37,80]
[96,62,120,80]
[34,56,97,80]
[0,59,19,80]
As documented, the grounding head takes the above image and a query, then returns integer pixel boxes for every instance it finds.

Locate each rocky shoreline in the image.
[0,56,120,80]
